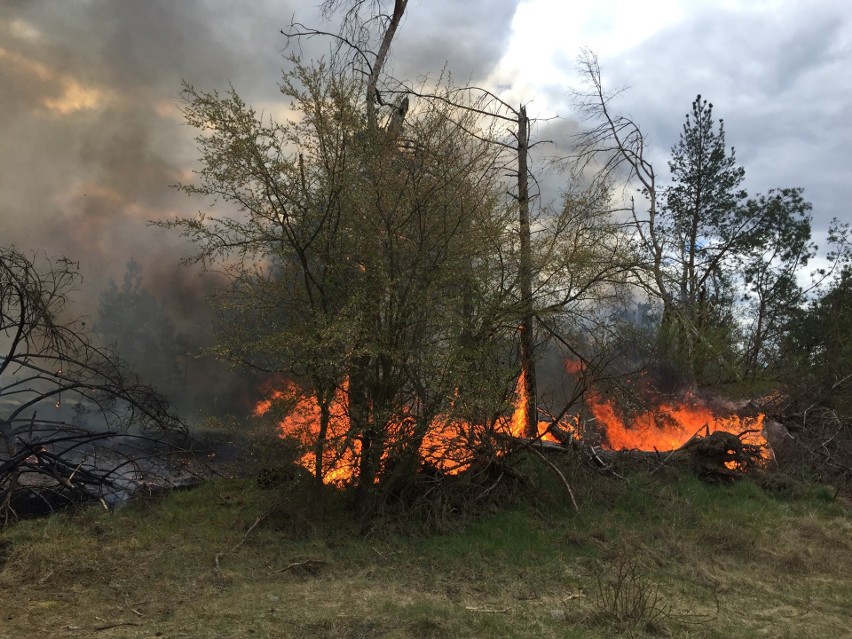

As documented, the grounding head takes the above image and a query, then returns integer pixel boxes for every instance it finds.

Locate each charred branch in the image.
[1,247,188,523]
[588,430,766,482]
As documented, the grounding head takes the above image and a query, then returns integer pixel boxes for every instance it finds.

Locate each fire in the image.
[510,369,563,442]
[586,393,766,452]
[253,374,538,485]
[253,361,769,485]
[568,360,770,471]
[509,369,528,438]
[253,378,360,485]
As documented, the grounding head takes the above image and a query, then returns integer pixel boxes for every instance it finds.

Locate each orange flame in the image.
[510,369,564,442]
[568,360,770,465]
[254,374,541,484]
[254,378,361,485]
[253,361,769,485]
[586,393,766,451]
[509,369,528,438]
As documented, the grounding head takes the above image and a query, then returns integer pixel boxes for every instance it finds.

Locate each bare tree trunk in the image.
[341,0,407,507]
[365,0,408,132]
[516,105,538,438]
[314,395,331,495]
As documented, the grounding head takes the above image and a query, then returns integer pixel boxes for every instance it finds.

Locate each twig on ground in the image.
[527,444,580,513]
[228,513,266,554]
[214,510,273,578]
[270,558,327,574]
[93,621,143,632]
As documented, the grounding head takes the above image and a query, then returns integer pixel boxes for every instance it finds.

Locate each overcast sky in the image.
[2,0,849,318]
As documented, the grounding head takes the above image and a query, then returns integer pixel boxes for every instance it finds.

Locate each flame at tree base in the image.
[253,364,769,485]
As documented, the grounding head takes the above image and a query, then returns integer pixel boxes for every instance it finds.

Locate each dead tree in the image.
[0,247,186,523]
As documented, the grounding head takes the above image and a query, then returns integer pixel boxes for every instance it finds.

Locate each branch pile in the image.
[590,430,765,481]
[1,247,189,524]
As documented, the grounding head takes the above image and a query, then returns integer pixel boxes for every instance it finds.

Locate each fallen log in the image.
[590,430,765,481]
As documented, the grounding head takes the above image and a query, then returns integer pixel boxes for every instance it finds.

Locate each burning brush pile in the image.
[253,361,770,492]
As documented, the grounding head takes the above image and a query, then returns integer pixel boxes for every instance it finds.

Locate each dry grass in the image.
[0,468,849,639]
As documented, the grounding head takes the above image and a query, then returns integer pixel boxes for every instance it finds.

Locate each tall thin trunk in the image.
[314,395,331,493]
[351,0,407,507]
[365,0,408,132]
[517,105,537,439]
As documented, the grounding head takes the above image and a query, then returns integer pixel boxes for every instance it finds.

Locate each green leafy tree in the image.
[775,261,851,485]
[782,267,852,412]
[164,54,516,506]
[737,189,815,377]
[657,96,748,379]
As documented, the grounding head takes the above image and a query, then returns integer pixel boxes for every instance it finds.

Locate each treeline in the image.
[155,2,849,505]
[3,1,848,522]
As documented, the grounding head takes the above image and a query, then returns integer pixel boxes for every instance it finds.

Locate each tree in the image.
[390,83,634,439]
[782,266,852,413]
[659,96,747,377]
[574,54,817,385]
[772,265,852,486]
[289,4,635,440]
[0,247,184,522]
[286,0,551,443]
[166,6,638,519]
[737,189,815,376]
[164,48,518,505]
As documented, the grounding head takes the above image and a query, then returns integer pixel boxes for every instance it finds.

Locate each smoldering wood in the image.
[0,423,201,522]
[583,430,766,480]
[508,428,765,482]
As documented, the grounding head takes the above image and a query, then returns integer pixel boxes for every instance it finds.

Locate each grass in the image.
[0,460,850,639]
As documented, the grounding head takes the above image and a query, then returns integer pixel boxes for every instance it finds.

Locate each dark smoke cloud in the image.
[0,0,520,413]
[1,0,519,317]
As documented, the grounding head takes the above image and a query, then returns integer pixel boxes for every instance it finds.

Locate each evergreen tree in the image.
[656,96,748,379]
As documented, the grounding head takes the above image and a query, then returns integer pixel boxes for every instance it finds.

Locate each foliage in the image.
[737,189,815,375]
[772,264,852,487]
[781,267,852,411]
[657,96,747,380]
[163,58,518,503]
[657,97,818,383]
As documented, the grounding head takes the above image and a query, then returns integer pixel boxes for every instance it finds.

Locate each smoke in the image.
[2,0,518,300]
[0,0,310,415]
[0,1,521,417]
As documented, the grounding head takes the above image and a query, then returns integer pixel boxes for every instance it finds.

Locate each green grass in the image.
[0,466,849,638]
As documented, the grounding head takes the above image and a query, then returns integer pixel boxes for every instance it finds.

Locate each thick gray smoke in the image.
[0,0,519,414]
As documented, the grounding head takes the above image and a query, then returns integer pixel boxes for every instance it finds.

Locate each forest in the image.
[1,2,850,637]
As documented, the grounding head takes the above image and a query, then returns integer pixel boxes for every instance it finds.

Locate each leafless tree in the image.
[1,247,185,523]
